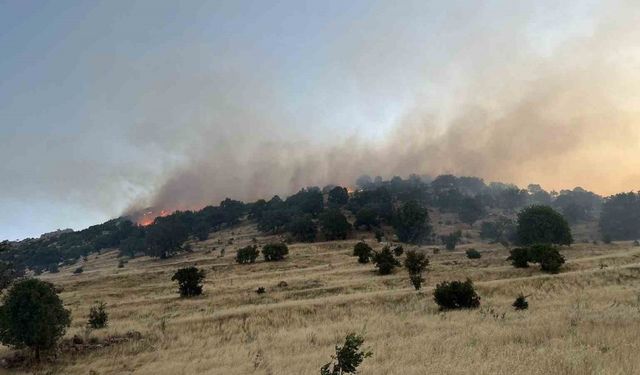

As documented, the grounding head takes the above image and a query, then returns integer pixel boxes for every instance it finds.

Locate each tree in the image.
[465,249,482,259]
[354,207,379,230]
[0,279,71,360]
[171,266,205,297]
[262,243,289,261]
[480,217,516,244]
[529,244,565,273]
[599,192,640,240]
[236,245,260,264]
[319,209,351,240]
[507,248,530,268]
[321,333,372,375]
[393,200,431,244]
[119,235,146,258]
[372,247,401,275]
[516,205,573,246]
[0,261,19,291]
[441,230,462,250]
[88,301,108,329]
[433,279,481,310]
[404,250,429,290]
[287,215,317,242]
[145,214,190,258]
[458,196,485,225]
[353,242,373,264]
[328,186,349,207]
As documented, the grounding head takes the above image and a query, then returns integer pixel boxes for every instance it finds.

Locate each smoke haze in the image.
[1,0,639,238]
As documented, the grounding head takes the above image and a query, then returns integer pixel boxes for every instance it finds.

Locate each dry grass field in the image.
[4,223,640,375]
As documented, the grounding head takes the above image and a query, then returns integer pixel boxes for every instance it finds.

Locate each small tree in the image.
[262,243,289,261]
[404,250,429,290]
[433,279,481,310]
[465,248,482,259]
[529,244,565,273]
[353,242,373,264]
[513,294,529,310]
[236,245,260,264]
[441,230,462,251]
[392,245,404,257]
[288,215,318,243]
[171,266,205,297]
[372,246,401,275]
[320,333,372,375]
[320,209,351,240]
[393,200,431,244]
[507,248,530,268]
[0,279,71,360]
[88,301,108,329]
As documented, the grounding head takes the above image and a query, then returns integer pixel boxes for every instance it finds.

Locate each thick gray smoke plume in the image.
[128,1,640,215]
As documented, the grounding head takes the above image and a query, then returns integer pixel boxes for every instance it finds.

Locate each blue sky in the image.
[2,0,635,240]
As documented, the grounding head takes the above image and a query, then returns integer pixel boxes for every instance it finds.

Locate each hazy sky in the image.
[1,0,639,240]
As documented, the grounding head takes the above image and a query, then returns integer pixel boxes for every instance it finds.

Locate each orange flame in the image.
[138,209,169,226]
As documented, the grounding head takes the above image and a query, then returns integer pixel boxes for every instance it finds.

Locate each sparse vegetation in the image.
[442,230,462,250]
[320,333,372,375]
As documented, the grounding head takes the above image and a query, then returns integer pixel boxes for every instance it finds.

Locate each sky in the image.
[1,0,639,240]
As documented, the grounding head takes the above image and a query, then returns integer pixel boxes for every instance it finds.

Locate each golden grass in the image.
[5,224,640,374]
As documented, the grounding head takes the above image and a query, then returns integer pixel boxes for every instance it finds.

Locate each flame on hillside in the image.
[132,208,170,226]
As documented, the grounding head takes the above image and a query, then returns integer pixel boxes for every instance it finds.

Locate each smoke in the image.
[121,0,640,214]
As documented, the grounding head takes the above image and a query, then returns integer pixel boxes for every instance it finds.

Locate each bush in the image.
[87,301,108,329]
[374,229,383,243]
[404,250,429,290]
[0,279,71,360]
[507,248,530,268]
[73,267,84,274]
[513,294,529,310]
[433,279,481,310]
[117,259,126,268]
[392,245,404,257]
[236,245,260,264]
[320,333,372,375]
[353,242,373,264]
[529,244,565,273]
[372,247,401,275]
[262,243,289,261]
[171,266,205,297]
[516,205,573,246]
[465,248,482,259]
[442,230,462,251]
[256,287,266,294]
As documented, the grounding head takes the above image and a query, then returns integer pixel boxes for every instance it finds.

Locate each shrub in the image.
[404,250,429,290]
[320,333,372,375]
[353,242,373,264]
[236,245,260,264]
[374,229,383,243]
[319,209,351,240]
[73,267,84,274]
[287,215,317,242]
[262,243,289,261]
[433,279,481,310]
[171,266,205,297]
[372,247,401,275]
[256,287,266,294]
[442,230,462,251]
[393,200,431,244]
[465,248,482,259]
[513,294,529,310]
[530,244,565,273]
[507,248,530,268]
[516,205,573,246]
[0,279,71,360]
[392,245,404,257]
[117,259,126,268]
[87,301,108,329]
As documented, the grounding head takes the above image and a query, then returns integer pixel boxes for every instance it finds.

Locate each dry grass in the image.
[5,224,640,374]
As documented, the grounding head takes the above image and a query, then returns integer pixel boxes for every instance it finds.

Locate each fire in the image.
[137,209,169,226]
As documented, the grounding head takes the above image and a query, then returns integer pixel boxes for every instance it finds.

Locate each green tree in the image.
[262,243,289,261]
[0,279,71,360]
[171,266,205,297]
[288,215,318,242]
[319,209,351,240]
[433,279,481,310]
[516,205,573,246]
[328,186,350,207]
[236,245,260,264]
[320,333,372,375]
[458,196,485,225]
[441,230,462,250]
[87,301,108,329]
[353,242,373,264]
[354,206,379,230]
[404,250,429,290]
[393,200,431,244]
[372,247,401,275]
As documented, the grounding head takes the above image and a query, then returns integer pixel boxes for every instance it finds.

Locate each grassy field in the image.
[5,223,640,374]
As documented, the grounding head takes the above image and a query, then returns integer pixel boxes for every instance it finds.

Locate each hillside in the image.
[4,222,640,374]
